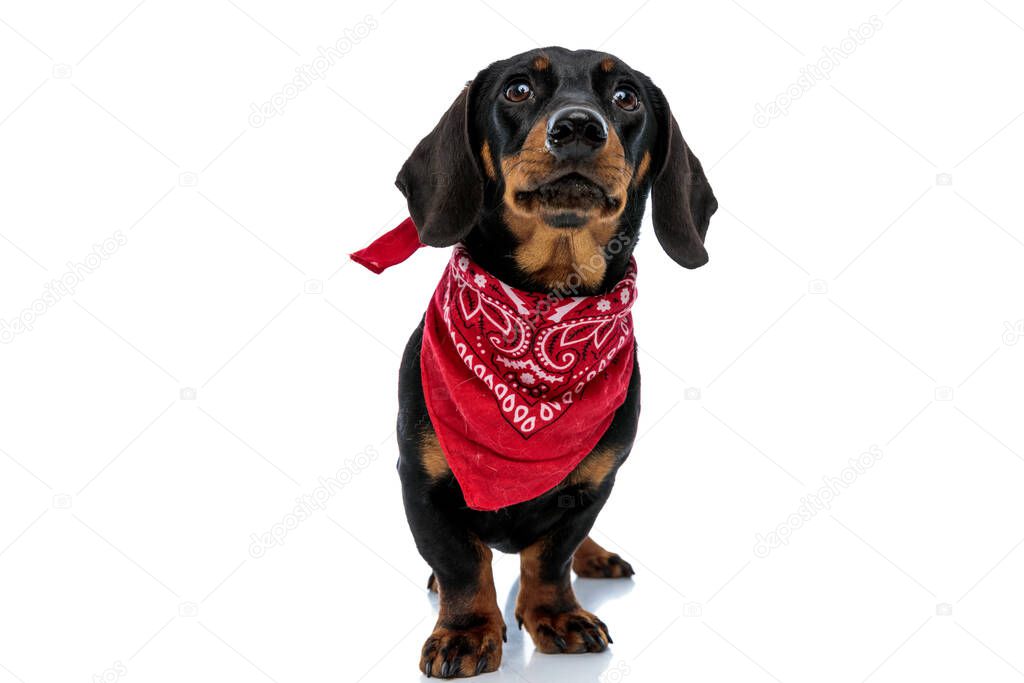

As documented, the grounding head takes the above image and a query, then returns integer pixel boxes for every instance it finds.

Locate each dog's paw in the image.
[517,607,611,654]
[572,550,634,578]
[420,618,505,678]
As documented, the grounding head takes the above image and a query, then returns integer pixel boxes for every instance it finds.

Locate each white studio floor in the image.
[3,1,1024,681]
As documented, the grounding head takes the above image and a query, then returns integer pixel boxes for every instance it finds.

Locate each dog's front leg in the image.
[420,539,504,678]
[516,519,612,653]
[404,493,505,679]
[396,326,505,677]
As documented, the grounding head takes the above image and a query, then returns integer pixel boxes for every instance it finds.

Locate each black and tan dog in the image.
[393,46,716,677]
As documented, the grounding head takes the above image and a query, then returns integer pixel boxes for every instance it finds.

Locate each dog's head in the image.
[396,47,717,290]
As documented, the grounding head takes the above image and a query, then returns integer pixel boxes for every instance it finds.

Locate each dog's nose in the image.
[546,107,608,160]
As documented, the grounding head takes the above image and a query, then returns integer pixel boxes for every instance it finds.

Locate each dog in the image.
[380,46,716,678]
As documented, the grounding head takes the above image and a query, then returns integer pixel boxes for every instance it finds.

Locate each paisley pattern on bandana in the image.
[441,247,635,438]
[421,246,637,510]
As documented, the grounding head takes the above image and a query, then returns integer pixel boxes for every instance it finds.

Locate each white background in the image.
[1,1,1023,681]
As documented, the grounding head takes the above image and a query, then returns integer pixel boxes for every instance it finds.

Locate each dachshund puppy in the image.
[386,46,716,677]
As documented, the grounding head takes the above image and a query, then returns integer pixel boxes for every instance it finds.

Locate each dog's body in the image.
[389,47,716,677]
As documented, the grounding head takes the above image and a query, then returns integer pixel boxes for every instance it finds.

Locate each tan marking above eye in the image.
[600,58,616,73]
[532,55,550,71]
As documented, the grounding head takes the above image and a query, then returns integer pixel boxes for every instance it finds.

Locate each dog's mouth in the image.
[513,172,619,220]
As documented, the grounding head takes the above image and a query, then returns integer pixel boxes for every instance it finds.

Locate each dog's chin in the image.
[540,212,589,228]
[512,173,621,227]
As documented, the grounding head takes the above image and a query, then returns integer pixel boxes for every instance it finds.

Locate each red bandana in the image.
[352,220,637,511]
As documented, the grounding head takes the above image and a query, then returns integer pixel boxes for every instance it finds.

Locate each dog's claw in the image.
[475,657,488,675]
[596,619,612,644]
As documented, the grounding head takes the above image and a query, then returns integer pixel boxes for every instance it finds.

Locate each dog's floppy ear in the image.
[395,79,483,247]
[641,75,718,269]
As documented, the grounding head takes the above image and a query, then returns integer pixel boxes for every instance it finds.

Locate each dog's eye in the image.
[504,79,533,103]
[613,87,640,111]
